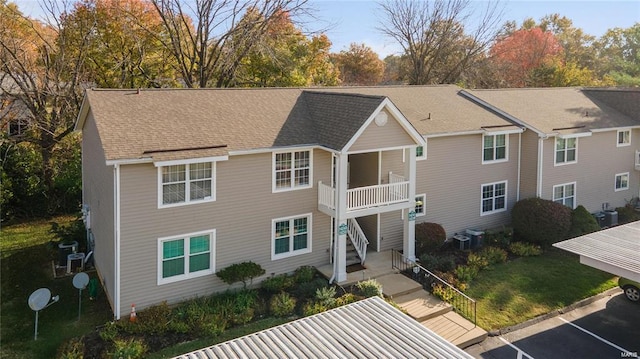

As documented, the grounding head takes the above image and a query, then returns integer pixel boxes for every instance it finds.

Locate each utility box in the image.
[604,210,618,227]
[466,229,485,249]
[453,234,471,250]
[592,212,606,228]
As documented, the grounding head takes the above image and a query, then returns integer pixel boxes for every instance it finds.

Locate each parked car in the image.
[618,277,640,302]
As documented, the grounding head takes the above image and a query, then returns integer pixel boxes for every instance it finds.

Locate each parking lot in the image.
[466,290,640,359]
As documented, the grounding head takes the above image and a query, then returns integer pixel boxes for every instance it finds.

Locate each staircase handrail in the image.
[347,218,369,264]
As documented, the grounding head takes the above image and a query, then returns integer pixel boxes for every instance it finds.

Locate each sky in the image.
[11,0,640,58]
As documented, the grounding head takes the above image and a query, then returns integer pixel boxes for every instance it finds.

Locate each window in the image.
[553,182,576,208]
[555,137,577,165]
[8,119,28,137]
[416,145,426,160]
[415,194,426,216]
[483,134,507,163]
[159,162,214,207]
[615,173,629,191]
[273,150,312,192]
[617,130,631,147]
[158,230,215,285]
[481,181,507,215]
[272,214,312,260]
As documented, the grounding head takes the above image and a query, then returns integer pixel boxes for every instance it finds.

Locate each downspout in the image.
[536,136,546,197]
[113,164,121,320]
[516,132,522,201]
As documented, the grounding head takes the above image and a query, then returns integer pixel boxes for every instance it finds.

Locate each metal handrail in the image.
[391,249,476,326]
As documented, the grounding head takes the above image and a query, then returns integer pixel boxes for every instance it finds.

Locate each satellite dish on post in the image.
[28,288,59,340]
[73,272,90,321]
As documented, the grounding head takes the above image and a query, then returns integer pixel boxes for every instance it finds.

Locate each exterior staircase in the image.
[376,273,488,349]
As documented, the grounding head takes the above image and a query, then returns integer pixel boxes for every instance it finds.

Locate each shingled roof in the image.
[463,87,638,135]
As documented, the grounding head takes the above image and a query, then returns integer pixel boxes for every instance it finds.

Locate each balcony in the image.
[318,173,413,217]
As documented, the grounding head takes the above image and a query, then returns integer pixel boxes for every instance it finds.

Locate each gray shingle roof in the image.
[172,296,474,359]
[582,88,640,122]
[465,87,638,135]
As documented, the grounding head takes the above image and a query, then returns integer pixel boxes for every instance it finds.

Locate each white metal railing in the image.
[347,218,369,264]
[347,181,410,210]
[635,150,640,170]
[318,181,335,210]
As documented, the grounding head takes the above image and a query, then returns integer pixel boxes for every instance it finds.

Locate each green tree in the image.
[593,24,640,86]
[332,43,384,85]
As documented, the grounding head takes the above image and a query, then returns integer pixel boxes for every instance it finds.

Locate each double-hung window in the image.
[615,173,629,191]
[553,182,576,208]
[415,194,426,216]
[617,130,631,147]
[159,162,214,207]
[158,230,215,285]
[273,150,312,192]
[483,134,507,163]
[555,137,577,165]
[416,145,427,160]
[272,214,312,260]
[481,181,507,215]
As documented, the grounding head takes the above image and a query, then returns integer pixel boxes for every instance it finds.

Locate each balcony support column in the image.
[334,152,349,282]
[403,147,417,262]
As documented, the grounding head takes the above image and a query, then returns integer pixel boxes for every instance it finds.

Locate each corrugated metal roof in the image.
[173,296,474,359]
[553,220,640,279]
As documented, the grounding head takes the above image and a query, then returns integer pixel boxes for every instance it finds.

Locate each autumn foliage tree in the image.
[332,43,384,85]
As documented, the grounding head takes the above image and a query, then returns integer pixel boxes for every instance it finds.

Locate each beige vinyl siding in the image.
[379,211,403,251]
[349,111,416,152]
[417,134,519,237]
[381,149,406,181]
[349,152,378,188]
[541,130,640,212]
[118,149,332,314]
[81,111,116,310]
[519,131,539,199]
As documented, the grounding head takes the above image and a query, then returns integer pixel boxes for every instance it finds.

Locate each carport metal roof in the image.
[172,296,473,359]
[553,220,640,282]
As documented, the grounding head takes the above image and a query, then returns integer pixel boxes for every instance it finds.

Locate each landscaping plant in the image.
[356,279,383,298]
[511,197,571,246]
[568,205,601,238]
[415,222,446,257]
[216,261,265,288]
[508,242,543,257]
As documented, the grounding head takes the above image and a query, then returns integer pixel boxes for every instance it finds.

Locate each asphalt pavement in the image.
[465,289,640,359]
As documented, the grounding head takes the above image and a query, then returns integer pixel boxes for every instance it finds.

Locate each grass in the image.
[0,216,113,359]
[465,248,618,330]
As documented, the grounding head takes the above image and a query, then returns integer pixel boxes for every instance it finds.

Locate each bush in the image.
[355,279,383,298]
[616,203,640,224]
[293,266,316,284]
[466,253,489,270]
[261,274,294,293]
[509,242,543,257]
[303,302,329,316]
[109,338,148,359]
[511,197,571,246]
[216,261,265,288]
[568,205,601,238]
[484,228,512,248]
[431,284,454,302]
[99,322,119,342]
[335,293,359,306]
[269,292,296,317]
[478,246,507,265]
[293,278,329,300]
[57,337,84,359]
[315,286,337,307]
[454,265,479,283]
[50,215,86,246]
[415,222,446,257]
[419,254,456,273]
[437,271,467,291]
[136,301,173,334]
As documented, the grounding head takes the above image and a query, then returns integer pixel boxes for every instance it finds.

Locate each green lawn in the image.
[465,248,618,330]
[1,216,113,359]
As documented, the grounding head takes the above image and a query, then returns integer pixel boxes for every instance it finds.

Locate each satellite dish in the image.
[73,272,90,290]
[28,288,51,311]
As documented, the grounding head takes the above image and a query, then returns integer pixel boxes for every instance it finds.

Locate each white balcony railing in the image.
[635,150,640,171]
[318,178,411,212]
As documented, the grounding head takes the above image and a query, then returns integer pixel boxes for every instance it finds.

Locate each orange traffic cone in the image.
[130,303,137,322]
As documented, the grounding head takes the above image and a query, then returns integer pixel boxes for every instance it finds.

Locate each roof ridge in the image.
[302,90,386,100]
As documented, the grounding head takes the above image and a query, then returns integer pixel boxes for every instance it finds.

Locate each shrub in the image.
[303,302,329,316]
[335,293,359,306]
[293,278,329,300]
[270,292,296,317]
[466,253,489,270]
[109,338,148,359]
[216,261,265,288]
[415,222,446,257]
[616,203,640,224]
[568,205,601,238]
[437,271,467,291]
[483,228,512,248]
[454,265,479,283]
[136,301,172,334]
[201,317,226,337]
[57,337,84,359]
[293,266,316,284]
[431,284,454,302]
[315,286,337,307]
[50,215,86,245]
[355,279,383,298]
[478,246,508,265]
[261,274,294,293]
[99,322,119,342]
[511,197,571,246]
[419,254,456,273]
[509,242,543,257]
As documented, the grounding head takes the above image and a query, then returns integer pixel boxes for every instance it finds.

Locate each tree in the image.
[489,27,563,87]
[377,0,503,85]
[1,0,89,217]
[539,14,596,70]
[150,0,311,88]
[593,24,640,86]
[332,43,384,85]
[236,9,339,87]
[381,54,408,84]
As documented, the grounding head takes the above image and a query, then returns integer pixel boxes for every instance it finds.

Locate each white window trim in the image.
[552,182,577,209]
[617,129,631,147]
[272,150,313,193]
[157,229,216,285]
[157,161,216,208]
[554,137,578,166]
[482,134,509,164]
[416,144,427,161]
[615,172,629,191]
[415,193,426,217]
[271,213,312,260]
[480,180,508,216]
